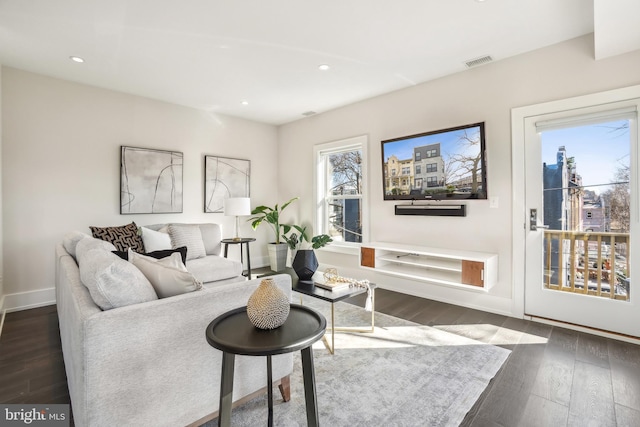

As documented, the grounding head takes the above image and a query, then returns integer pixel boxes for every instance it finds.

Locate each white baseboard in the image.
[3,287,56,312]
[525,315,640,345]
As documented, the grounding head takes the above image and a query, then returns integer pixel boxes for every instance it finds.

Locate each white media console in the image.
[359,242,498,291]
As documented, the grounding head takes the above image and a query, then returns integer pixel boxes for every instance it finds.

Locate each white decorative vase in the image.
[286,248,297,268]
[247,278,290,329]
[268,243,288,272]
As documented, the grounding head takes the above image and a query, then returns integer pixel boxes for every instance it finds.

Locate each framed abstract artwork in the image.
[204,156,250,213]
[120,146,184,214]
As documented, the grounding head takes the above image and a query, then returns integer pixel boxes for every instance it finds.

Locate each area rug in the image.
[205,298,511,427]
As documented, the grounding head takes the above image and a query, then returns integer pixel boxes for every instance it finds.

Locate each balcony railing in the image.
[543,230,630,301]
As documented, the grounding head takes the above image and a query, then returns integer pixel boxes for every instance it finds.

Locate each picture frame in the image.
[204,156,251,213]
[120,146,183,214]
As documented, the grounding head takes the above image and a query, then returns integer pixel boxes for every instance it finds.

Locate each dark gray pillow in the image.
[112,246,188,266]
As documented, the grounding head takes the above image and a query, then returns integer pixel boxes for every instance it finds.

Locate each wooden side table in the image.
[206,304,326,427]
[221,238,256,278]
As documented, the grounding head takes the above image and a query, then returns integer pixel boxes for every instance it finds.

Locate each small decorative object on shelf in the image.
[246,278,290,329]
[323,268,339,283]
[318,268,373,311]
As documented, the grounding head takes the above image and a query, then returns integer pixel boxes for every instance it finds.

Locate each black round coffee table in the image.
[206,304,326,427]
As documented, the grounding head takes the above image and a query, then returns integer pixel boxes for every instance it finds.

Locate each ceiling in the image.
[1,0,638,125]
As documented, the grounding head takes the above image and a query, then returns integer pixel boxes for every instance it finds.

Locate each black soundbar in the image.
[394,204,466,217]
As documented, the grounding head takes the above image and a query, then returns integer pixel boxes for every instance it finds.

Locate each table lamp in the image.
[224,197,251,241]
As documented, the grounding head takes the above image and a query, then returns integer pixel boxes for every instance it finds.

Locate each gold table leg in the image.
[321,288,375,355]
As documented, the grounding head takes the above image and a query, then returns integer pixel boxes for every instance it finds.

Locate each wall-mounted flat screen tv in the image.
[381,122,487,200]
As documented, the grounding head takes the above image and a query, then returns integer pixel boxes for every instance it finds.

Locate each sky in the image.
[541,119,630,194]
[382,125,481,163]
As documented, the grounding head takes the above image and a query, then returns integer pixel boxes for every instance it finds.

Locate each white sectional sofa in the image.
[55,223,293,427]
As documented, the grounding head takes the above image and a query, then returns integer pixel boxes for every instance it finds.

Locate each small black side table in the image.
[221,238,256,278]
[206,304,326,427]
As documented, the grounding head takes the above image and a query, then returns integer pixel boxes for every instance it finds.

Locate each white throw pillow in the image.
[128,249,202,298]
[140,226,172,252]
[168,224,206,260]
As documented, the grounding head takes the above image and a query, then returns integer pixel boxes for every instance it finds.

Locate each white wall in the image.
[1,67,278,310]
[277,35,640,316]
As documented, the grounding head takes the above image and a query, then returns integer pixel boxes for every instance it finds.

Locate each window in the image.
[426,149,437,158]
[415,165,421,174]
[402,166,410,175]
[426,163,437,173]
[415,152,421,160]
[427,176,438,187]
[315,136,367,245]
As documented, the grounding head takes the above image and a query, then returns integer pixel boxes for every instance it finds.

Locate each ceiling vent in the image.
[464,55,493,68]
[302,111,317,117]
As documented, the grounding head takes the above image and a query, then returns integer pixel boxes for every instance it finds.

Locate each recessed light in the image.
[318,64,330,71]
[69,56,84,63]
[241,101,249,106]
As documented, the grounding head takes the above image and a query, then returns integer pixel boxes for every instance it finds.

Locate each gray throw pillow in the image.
[62,231,92,260]
[79,249,158,310]
[76,237,118,266]
[168,224,206,260]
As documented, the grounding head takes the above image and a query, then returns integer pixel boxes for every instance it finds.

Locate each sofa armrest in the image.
[81,274,293,426]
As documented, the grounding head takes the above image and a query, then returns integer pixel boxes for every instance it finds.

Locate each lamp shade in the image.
[224,197,251,216]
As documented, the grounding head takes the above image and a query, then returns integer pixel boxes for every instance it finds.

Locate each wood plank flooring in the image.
[2,290,639,426]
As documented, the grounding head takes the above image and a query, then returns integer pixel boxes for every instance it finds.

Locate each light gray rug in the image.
[206,297,510,427]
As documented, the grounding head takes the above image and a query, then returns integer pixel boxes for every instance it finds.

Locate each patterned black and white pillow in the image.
[90,222,145,252]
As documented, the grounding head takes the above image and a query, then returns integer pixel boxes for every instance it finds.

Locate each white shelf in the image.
[360,241,498,291]
[376,254,462,273]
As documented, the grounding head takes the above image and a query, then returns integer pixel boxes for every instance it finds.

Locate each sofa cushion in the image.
[128,249,202,298]
[79,248,158,310]
[111,246,188,266]
[90,222,145,252]
[168,224,206,260]
[140,226,172,252]
[186,255,243,283]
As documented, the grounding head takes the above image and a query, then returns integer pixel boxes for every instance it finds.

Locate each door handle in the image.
[529,209,550,231]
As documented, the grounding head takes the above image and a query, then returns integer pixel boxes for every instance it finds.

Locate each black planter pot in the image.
[292,249,318,281]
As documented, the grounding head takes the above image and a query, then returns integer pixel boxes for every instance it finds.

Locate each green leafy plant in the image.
[249,197,298,244]
[311,234,332,249]
[283,226,332,250]
[282,225,309,250]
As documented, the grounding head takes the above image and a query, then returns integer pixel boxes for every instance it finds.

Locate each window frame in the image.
[314,135,368,249]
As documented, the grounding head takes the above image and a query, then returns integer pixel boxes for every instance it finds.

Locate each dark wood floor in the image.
[0,305,70,405]
[2,289,639,426]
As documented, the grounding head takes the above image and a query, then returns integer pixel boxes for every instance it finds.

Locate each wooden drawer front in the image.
[461,260,484,287]
[361,247,375,268]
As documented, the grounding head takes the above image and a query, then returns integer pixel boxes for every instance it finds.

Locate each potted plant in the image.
[249,197,298,272]
[291,232,333,281]
[282,225,309,267]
